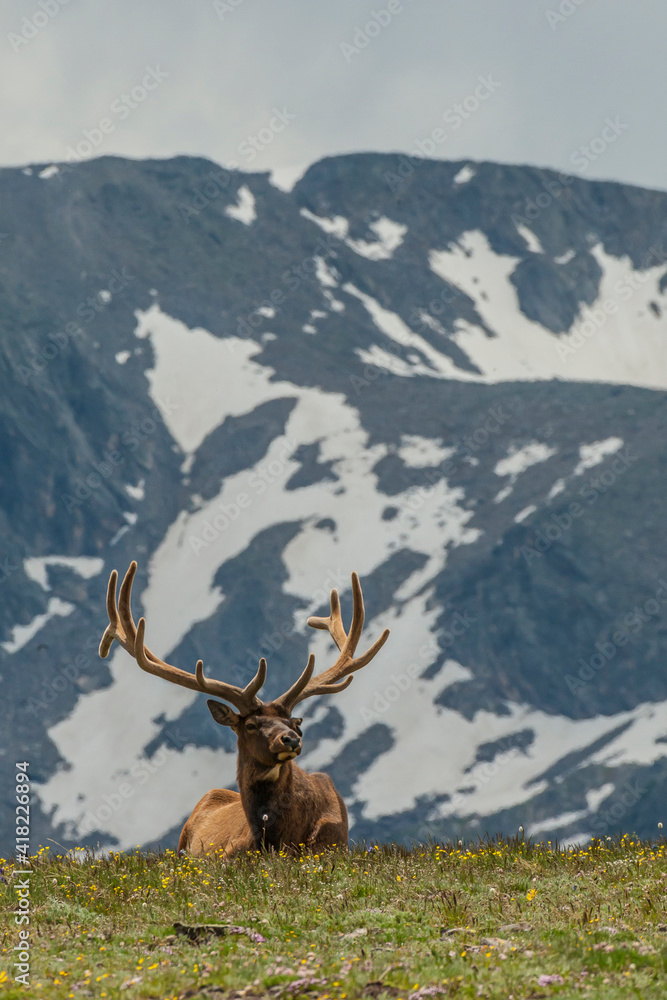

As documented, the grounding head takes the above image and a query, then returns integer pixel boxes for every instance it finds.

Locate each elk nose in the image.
[281,733,300,749]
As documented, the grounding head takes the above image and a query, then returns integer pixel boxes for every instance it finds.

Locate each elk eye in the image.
[245,721,257,731]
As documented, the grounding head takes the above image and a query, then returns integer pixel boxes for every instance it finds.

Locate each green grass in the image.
[2,834,667,999]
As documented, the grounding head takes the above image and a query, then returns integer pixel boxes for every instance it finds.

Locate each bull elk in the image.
[99,561,390,856]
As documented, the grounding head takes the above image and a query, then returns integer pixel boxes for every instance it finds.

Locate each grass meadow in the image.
[1,835,667,999]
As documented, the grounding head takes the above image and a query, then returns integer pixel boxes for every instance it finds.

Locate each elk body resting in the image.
[99,562,389,857]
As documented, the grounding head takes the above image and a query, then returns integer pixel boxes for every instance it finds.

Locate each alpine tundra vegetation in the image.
[2,835,667,998]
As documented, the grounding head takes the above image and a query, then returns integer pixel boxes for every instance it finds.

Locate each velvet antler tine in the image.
[329,589,349,649]
[344,572,365,654]
[306,616,330,630]
[306,585,340,631]
[300,632,389,699]
[106,568,118,624]
[307,589,341,629]
[135,620,212,695]
[134,618,182,681]
[290,651,316,697]
[99,629,115,659]
[276,572,389,708]
[118,560,138,645]
[195,654,265,711]
[244,657,267,700]
[307,588,346,649]
[134,617,159,676]
[102,560,385,719]
[305,675,354,698]
[99,569,119,658]
[349,628,390,668]
[274,653,316,712]
[100,560,265,713]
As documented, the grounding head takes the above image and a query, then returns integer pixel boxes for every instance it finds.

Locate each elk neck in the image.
[237,752,301,850]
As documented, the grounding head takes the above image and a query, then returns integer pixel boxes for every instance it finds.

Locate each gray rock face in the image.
[1,152,666,853]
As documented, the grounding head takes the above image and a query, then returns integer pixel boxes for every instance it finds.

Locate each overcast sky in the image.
[2,0,666,191]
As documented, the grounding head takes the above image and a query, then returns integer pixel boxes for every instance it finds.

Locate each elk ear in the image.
[207,700,241,729]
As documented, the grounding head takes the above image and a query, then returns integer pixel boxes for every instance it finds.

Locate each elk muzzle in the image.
[276,732,301,760]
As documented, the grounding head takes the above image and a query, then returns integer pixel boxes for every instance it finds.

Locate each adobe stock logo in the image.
[570,117,629,174]
[546,0,589,31]
[8,0,72,54]
[61,68,168,166]
[212,0,245,17]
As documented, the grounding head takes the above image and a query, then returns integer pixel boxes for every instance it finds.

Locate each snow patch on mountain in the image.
[494,486,512,505]
[355,345,425,379]
[588,701,667,767]
[134,305,293,454]
[547,479,566,500]
[301,209,348,239]
[225,185,256,225]
[301,209,406,261]
[420,701,667,826]
[491,443,556,504]
[429,233,667,389]
[515,224,544,255]
[24,555,105,590]
[315,255,339,288]
[347,218,407,261]
[2,597,75,654]
[495,442,558,480]
[453,165,475,185]
[527,784,614,838]
[573,438,624,476]
[347,284,483,381]
[398,435,455,469]
[125,480,145,501]
[38,165,59,180]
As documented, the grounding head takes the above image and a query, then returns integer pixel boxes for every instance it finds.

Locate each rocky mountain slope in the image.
[1,151,666,853]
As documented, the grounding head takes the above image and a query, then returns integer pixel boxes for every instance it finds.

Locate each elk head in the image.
[99,561,390,762]
[207,699,304,767]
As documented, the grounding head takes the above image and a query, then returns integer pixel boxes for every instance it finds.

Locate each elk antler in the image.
[99,561,266,714]
[274,572,390,712]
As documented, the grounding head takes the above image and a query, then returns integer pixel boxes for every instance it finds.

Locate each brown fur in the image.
[178,704,348,857]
